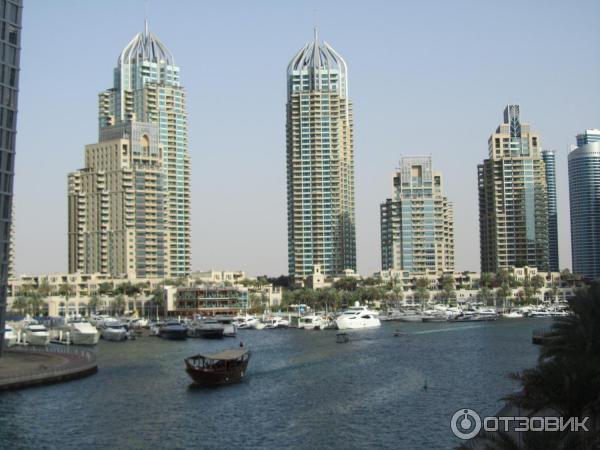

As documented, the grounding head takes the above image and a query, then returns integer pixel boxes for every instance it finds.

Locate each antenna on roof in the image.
[144,0,149,36]
[313,8,319,42]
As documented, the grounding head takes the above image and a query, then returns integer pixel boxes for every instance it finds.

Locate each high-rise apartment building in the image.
[97,23,190,277]
[380,156,454,273]
[0,0,21,356]
[541,150,559,272]
[568,129,600,279]
[68,122,165,279]
[286,31,356,279]
[478,105,549,273]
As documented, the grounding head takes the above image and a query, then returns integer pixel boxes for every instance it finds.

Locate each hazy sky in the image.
[14,0,600,277]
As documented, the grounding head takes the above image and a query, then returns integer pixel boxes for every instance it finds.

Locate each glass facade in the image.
[568,130,600,279]
[286,32,356,279]
[380,157,454,273]
[0,0,21,356]
[478,106,549,273]
[542,150,559,271]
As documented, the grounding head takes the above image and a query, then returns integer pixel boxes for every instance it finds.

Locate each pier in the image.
[0,345,97,391]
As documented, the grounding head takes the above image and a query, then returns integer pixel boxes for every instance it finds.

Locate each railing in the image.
[0,344,97,384]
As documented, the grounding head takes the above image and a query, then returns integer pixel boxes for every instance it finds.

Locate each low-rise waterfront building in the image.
[164,285,249,316]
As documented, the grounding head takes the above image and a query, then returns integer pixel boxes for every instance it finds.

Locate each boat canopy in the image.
[191,349,249,361]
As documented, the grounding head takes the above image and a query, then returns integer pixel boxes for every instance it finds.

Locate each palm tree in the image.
[505,282,600,439]
[415,277,430,308]
[11,295,28,315]
[440,275,456,305]
[58,283,75,317]
[477,286,493,306]
[88,293,100,315]
[112,294,126,316]
[530,275,545,304]
[496,282,512,310]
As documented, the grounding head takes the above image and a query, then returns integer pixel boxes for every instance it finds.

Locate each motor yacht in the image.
[66,319,100,345]
[3,325,17,347]
[335,306,381,330]
[25,324,50,346]
[298,315,326,330]
[502,310,524,318]
[159,320,188,340]
[101,320,129,341]
[233,314,259,329]
[188,318,224,339]
[214,316,237,337]
[263,317,290,329]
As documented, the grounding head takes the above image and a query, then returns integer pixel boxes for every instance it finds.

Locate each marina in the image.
[0,318,546,449]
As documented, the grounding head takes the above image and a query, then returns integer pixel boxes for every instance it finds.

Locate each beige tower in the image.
[478,105,549,273]
[380,156,454,273]
[68,122,166,279]
[286,30,356,280]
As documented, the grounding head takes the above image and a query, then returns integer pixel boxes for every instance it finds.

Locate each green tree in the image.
[530,275,545,304]
[478,286,494,306]
[414,278,430,306]
[333,277,358,292]
[496,282,512,309]
[98,282,114,296]
[11,295,28,315]
[28,292,44,316]
[58,283,75,317]
[112,294,126,315]
[88,293,100,314]
[440,275,456,305]
[479,272,495,288]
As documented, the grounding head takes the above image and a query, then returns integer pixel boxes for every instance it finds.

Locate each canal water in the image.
[0,319,547,449]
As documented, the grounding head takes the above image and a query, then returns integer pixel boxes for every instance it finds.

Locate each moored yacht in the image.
[263,317,290,329]
[3,325,17,347]
[233,314,259,330]
[335,306,381,330]
[25,324,50,346]
[101,320,129,341]
[159,320,188,340]
[67,319,100,345]
[214,316,237,337]
[298,315,326,330]
[188,318,224,339]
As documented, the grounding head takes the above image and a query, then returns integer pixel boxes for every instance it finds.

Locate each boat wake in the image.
[411,325,487,335]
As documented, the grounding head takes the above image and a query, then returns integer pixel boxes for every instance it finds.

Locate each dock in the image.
[0,345,97,391]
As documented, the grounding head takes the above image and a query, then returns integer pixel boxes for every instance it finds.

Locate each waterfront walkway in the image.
[0,346,97,391]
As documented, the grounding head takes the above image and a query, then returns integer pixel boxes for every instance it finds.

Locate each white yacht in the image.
[335,306,381,330]
[233,314,259,329]
[263,317,290,329]
[298,315,326,330]
[67,320,100,345]
[502,310,524,318]
[25,324,50,346]
[3,325,17,347]
[101,321,129,341]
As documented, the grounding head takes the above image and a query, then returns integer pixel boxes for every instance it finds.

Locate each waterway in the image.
[0,318,548,449]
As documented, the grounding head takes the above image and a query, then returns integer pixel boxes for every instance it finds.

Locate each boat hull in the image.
[26,332,50,346]
[335,319,381,330]
[72,331,100,345]
[159,329,188,340]
[101,329,128,341]
[185,358,250,387]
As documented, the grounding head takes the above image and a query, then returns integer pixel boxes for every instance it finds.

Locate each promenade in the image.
[0,346,97,391]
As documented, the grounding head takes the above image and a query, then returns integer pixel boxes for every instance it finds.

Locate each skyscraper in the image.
[542,150,559,271]
[478,105,549,273]
[380,156,454,273]
[68,122,165,278]
[0,0,22,357]
[286,30,356,280]
[98,22,190,277]
[568,129,600,279]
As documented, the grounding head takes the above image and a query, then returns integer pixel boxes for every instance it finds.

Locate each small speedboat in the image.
[298,315,326,330]
[185,348,251,387]
[159,321,188,340]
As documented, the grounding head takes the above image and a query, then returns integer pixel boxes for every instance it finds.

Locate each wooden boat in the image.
[184,348,250,386]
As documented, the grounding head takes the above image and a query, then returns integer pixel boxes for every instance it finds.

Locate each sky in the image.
[13,0,600,278]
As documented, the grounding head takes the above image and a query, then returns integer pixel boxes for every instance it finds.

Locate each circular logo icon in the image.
[451,408,482,440]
